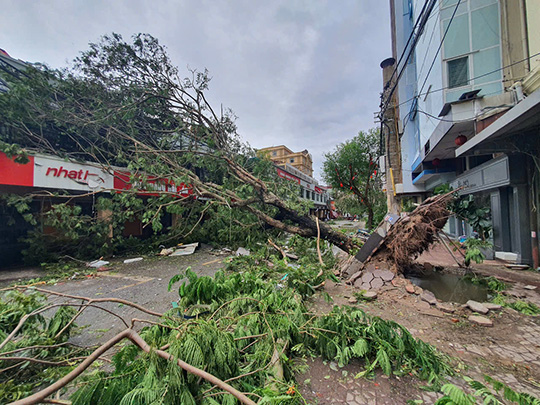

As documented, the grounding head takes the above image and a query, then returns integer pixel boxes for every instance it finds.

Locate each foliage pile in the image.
[0,291,88,402]
[1,238,453,404]
[436,375,540,404]
[68,246,451,404]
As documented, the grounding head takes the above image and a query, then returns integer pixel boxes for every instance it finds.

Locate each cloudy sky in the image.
[1,0,391,180]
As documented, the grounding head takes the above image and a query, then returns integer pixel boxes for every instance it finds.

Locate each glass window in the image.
[448,57,469,88]
[473,47,502,84]
[443,13,470,59]
[290,158,294,163]
[471,4,500,50]
[272,151,277,156]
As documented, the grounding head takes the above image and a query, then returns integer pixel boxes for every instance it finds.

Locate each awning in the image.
[455,89,540,156]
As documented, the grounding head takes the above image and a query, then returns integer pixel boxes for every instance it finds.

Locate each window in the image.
[290,158,294,163]
[448,57,469,88]
[272,151,277,156]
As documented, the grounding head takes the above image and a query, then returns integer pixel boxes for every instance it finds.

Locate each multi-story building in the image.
[258,145,314,177]
[257,146,334,219]
[381,0,539,266]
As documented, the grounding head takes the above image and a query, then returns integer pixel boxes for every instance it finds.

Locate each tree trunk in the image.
[366,206,374,230]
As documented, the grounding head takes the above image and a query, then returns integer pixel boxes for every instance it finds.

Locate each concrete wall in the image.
[392,0,425,195]
[500,0,529,86]
[526,0,540,71]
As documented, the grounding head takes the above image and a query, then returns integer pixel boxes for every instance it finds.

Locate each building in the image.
[258,145,314,177]
[381,0,539,266]
[257,145,334,219]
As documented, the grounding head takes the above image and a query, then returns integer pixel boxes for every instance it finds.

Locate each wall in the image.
[441,0,503,103]
[415,0,445,152]
[526,0,540,71]
[500,0,529,87]
[393,0,425,195]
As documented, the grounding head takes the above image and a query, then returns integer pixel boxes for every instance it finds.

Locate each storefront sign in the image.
[0,152,193,197]
[33,156,113,191]
[277,168,301,184]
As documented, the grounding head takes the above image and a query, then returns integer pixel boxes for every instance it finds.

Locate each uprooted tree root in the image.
[366,191,455,273]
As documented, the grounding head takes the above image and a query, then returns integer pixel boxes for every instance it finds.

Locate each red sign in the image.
[0,153,34,187]
[113,171,193,197]
[277,168,300,184]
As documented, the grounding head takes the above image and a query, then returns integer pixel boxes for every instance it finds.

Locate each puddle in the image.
[408,271,488,304]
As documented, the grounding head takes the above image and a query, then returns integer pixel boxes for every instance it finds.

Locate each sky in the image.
[1,0,391,180]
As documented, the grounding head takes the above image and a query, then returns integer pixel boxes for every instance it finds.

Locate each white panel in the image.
[34,156,114,191]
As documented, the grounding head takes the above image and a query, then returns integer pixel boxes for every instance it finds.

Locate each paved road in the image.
[7,245,224,346]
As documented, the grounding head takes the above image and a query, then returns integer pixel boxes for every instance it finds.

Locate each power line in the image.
[380,0,438,117]
[418,0,463,96]
[395,51,540,111]
[384,0,431,97]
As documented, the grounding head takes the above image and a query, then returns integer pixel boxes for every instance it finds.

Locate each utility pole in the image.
[380,57,401,214]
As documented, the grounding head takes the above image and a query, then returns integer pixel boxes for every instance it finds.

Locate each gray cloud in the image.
[1,0,390,179]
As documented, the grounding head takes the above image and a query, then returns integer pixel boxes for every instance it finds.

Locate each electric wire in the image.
[393,51,540,111]
[380,0,438,116]
[384,0,431,95]
[418,0,463,97]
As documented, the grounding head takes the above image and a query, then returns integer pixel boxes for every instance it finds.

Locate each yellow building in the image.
[258,145,313,177]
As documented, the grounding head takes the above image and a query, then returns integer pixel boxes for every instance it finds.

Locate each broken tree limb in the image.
[440,230,466,259]
[437,232,464,267]
[9,328,257,405]
[6,286,163,317]
[268,238,288,264]
[315,217,324,267]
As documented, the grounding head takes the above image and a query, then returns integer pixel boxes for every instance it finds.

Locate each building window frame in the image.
[447,55,469,89]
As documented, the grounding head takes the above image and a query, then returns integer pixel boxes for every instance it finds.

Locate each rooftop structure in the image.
[258,145,313,177]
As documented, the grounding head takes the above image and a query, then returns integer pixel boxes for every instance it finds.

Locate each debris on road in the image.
[466,300,489,314]
[159,247,175,256]
[468,315,493,327]
[235,247,250,256]
[170,242,199,256]
[124,257,144,264]
[87,259,110,268]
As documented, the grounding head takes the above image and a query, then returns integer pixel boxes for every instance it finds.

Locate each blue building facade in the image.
[383,0,540,266]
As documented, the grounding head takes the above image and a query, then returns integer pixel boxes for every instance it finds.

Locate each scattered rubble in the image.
[124,257,143,264]
[350,265,396,292]
[466,300,489,314]
[420,290,437,305]
[159,247,174,256]
[235,247,250,256]
[170,242,199,256]
[363,291,378,300]
[87,259,110,268]
[483,303,502,310]
[436,303,455,313]
[468,315,493,327]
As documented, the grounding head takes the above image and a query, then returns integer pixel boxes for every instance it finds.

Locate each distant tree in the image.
[322,129,386,229]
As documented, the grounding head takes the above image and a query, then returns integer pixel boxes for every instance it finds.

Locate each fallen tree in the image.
[0,33,359,256]
[0,243,453,404]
